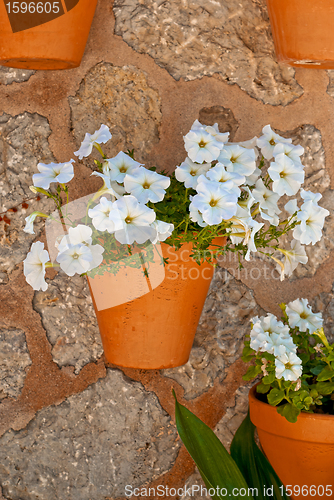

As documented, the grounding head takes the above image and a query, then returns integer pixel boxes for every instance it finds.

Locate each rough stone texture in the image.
[0,67,35,86]
[312,284,334,344]
[0,112,55,278]
[180,385,251,500]
[69,63,162,166]
[113,0,303,106]
[0,369,180,500]
[33,273,103,374]
[275,125,332,280]
[0,328,32,400]
[199,106,239,141]
[326,70,334,98]
[163,272,262,399]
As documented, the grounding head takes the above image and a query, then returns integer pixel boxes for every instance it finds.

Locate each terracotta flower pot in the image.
[249,385,334,500]
[0,0,98,70]
[87,240,225,370]
[266,0,334,69]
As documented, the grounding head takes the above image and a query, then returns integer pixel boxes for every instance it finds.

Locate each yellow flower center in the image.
[142,182,151,189]
[209,199,218,207]
[300,312,308,319]
[119,166,127,173]
[269,138,276,146]
[125,216,133,224]
[190,170,196,176]
[198,140,207,148]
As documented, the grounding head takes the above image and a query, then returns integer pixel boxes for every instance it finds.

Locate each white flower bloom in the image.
[273,142,304,164]
[57,224,104,271]
[191,179,238,225]
[175,157,211,189]
[23,241,50,291]
[32,160,75,189]
[88,197,116,233]
[124,166,170,204]
[252,179,281,223]
[268,154,305,196]
[74,124,112,160]
[293,201,330,245]
[256,124,292,160]
[206,163,244,190]
[244,167,261,186]
[218,145,256,178]
[285,199,299,216]
[191,120,229,143]
[91,171,124,199]
[274,240,308,281]
[300,189,322,205]
[109,195,156,245]
[23,211,48,235]
[56,243,93,276]
[275,352,303,381]
[189,202,207,227]
[184,129,224,163]
[245,220,264,261]
[264,332,297,357]
[286,298,323,334]
[250,327,270,352]
[227,136,259,158]
[103,151,142,183]
[150,220,174,244]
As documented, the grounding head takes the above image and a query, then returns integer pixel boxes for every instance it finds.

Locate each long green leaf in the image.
[173,391,252,500]
[230,412,290,500]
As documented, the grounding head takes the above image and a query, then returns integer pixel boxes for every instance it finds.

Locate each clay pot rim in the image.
[249,384,334,444]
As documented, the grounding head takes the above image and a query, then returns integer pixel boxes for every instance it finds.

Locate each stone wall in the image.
[0,0,334,499]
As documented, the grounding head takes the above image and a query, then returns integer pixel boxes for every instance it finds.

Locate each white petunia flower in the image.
[57,224,104,271]
[23,241,50,291]
[227,136,259,158]
[206,163,245,190]
[300,189,322,205]
[264,332,297,357]
[275,352,303,381]
[285,199,299,216]
[218,145,256,178]
[273,142,304,164]
[88,197,116,233]
[252,179,281,224]
[191,179,238,225]
[23,211,48,235]
[250,327,270,352]
[189,202,208,227]
[286,298,323,334]
[256,125,292,160]
[124,166,170,204]
[184,129,224,163]
[150,220,174,244]
[191,120,230,144]
[32,160,75,190]
[103,151,142,183]
[268,154,305,196]
[91,171,125,199]
[109,195,156,245]
[74,124,112,160]
[274,240,308,281]
[56,243,93,276]
[175,157,211,189]
[293,201,330,245]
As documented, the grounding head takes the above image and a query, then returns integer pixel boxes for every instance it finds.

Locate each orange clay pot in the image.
[87,240,225,369]
[0,0,98,70]
[249,385,334,500]
[266,0,334,69]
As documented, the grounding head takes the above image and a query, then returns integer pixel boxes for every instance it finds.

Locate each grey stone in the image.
[179,385,251,500]
[33,273,103,374]
[0,369,180,500]
[69,63,162,167]
[312,286,334,344]
[0,112,55,275]
[163,271,261,399]
[326,70,334,98]
[199,106,239,141]
[0,67,35,85]
[0,328,31,400]
[113,0,303,105]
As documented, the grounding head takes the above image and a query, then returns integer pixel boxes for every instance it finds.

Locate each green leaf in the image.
[230,412,291,500]
[316,381,334,395]
[298,352,310,364]
[173,391,251,500]
[310,365,325,376]
[242,365,262,381]
[242,346,255,362]
[263,372,276,385]
[317,365,334,382]
[256,383,271,394]
[277,403,301,423]
[267,388,285,406]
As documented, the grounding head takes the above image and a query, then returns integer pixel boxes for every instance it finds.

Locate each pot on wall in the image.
[266,0,334,69]
[249,385,334,500]
[0,0,98,70]
[87,240,225,370]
